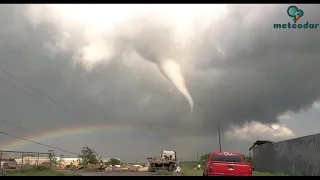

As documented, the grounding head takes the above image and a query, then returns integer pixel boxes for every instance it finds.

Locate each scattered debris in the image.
[120,167,129,171]
[105,167,113,171]
[175,166,181,173]
[138,166,149,172]
[148,150,177,172]
[95,163,105,170]
[40,162,59,169]
[106,163,149,172]
[76,165,84,170]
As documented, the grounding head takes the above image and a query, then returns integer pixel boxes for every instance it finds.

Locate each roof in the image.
[249,140,273,151]
[63,158,79,161]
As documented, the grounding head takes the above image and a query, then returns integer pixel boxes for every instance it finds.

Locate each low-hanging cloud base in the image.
[0,4,320,159]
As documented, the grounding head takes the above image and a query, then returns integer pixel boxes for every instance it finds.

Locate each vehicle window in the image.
[212,154,242,162]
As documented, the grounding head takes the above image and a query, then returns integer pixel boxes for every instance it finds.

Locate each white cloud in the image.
[312,101,320,109]
[23,4,228,71]
[277,113,291,120]
[225,121,296,142]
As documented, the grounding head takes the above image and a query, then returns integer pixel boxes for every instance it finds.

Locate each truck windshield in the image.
[212,154,242,163]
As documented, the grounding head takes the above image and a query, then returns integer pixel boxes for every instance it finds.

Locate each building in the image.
[15,154,48,165]
[12,155,120,167]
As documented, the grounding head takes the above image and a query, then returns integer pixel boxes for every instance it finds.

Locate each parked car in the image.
[203,152,252,176]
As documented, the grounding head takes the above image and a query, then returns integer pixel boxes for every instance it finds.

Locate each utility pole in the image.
[218,123,222,152]
[197,152,199,161]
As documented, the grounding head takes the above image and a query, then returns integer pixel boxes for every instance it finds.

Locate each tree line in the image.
[47,145,120,168]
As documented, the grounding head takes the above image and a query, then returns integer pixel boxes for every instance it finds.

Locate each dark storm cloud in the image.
[183,4,320,136]
[1,4,320,158]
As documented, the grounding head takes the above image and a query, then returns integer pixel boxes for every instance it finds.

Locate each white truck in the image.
[147,150,177,172]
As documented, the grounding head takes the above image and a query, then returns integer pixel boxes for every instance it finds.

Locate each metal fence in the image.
[0,150,52,174]
[252,133,320,176]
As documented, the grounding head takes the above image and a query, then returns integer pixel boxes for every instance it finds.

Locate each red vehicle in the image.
[203,152,252,176]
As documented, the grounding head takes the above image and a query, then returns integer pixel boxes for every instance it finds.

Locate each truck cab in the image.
[160,150,176,161]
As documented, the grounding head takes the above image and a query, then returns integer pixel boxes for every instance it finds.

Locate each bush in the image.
[199,153,210,167]
[78,145,100,166]
[241,154,252,164]
[20,165,50,173]
[105,158,120,166]
[34,165,50,171]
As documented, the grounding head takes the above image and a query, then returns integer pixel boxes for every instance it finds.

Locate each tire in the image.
[168,165,174,172]
[203,170,207,176]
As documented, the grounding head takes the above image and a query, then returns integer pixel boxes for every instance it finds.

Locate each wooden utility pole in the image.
[218,123,222,152]
[0,151,3,174]
[197,152,199,161]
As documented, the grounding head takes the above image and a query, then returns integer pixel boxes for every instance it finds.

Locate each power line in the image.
[0,118,69,148]
[0,70,82,124]
[0,131,79,155]
[0,118,42,136]
[0,66,80,122]
[0,67,84,149]
[0,66,104,154]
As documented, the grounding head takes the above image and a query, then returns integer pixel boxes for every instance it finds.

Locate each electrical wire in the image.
[0,66,81,123]
[0,118,42,136]
[0,130,79,155]
[0,67,90,152]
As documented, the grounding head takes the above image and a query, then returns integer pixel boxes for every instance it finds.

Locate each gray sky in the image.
[0,4,320,161]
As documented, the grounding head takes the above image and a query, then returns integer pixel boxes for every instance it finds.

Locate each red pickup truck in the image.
[203,152,252,176]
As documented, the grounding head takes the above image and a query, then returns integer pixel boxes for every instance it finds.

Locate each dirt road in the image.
[73,171,154,176]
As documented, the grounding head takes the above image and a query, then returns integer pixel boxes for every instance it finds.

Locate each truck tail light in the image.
[209,163,214,172]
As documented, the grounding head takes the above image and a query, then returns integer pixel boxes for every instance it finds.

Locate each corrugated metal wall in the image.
[252,133,320,176]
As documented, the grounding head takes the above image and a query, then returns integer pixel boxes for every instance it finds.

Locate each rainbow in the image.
[0,123,137,150]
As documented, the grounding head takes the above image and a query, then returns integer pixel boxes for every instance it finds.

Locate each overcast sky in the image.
[0,4,320,161]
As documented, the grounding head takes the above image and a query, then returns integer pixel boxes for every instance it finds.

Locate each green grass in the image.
[6,170,73,176]
[154,169,175,176]
[253,171,289,176]
[181,168,203,176]
[180,168,290,176]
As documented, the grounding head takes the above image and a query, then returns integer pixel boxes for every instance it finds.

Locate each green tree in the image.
[106,158,120,166]
[241,154,252,164]
[78,145,101,165]
[47,152,58,165]
[199,153,210,166]
[58,154,65,167]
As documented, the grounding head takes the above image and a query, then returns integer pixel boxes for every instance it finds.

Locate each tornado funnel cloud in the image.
[158,60,194,113]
